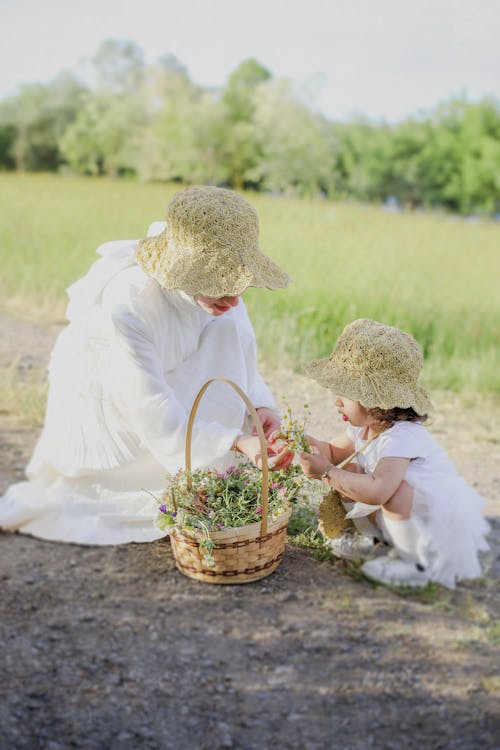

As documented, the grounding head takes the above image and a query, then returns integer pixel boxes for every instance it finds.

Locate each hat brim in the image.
[304,357,433,416]
[136,234,290,297]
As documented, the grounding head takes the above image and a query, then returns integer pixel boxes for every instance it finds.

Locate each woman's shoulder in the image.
[104,266,153,303]
[102,266,169,328]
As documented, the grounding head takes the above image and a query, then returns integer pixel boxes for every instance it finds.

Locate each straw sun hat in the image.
[135,186,290,297]
[304,318,433,415]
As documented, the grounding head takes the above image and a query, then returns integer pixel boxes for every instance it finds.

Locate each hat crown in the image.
[337,320,423,380]
[167,186,258,257]
[303,318,433,415]
[134,186,290,297]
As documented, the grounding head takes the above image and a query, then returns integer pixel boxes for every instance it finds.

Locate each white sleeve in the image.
[235,302,278,412]
[249,371,278,412]
[110,309,240,471]
[377,424,421,460]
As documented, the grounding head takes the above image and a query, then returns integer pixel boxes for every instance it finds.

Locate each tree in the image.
[222,58,272,123]
[0,72,86,171]
[248,80,338,196]
[59,39,148,176]
[59,91,144,176]
[89,39,145,94]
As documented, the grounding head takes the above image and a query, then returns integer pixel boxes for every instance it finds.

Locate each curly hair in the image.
[366,406,428,429]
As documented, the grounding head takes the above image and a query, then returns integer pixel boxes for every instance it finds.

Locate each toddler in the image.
[298,318,490,588]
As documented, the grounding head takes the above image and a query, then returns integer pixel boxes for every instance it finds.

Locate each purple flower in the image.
[159,504,167,514]
[172,511,177,517]
[270,482,279,490]
[217,523,225,528]
[256,507,262,515]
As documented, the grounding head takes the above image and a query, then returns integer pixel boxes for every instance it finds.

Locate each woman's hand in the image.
[234,435,293,470]
[255,407,281,438]
[297,450,329,480]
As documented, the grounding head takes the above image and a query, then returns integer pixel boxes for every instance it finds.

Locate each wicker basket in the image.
[169,377,292,584]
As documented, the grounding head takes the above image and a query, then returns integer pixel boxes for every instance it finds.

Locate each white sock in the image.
[381,516,420,564]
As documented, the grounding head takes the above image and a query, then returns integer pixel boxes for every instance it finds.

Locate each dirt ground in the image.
[1,313,499,750]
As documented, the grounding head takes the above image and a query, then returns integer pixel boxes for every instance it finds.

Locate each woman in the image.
[0,186,290,545]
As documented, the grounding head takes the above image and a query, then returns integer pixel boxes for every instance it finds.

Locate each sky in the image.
[1,0,499,122]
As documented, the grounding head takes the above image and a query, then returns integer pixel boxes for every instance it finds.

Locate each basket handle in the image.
[185,377,270,536]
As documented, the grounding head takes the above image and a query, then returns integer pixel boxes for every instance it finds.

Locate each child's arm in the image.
[322,457,410,504]
[299,453,410,505]
[305,433,354,464]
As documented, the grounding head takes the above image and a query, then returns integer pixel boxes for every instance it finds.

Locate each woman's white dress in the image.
[344,421,490,587]
[0,223,277,545]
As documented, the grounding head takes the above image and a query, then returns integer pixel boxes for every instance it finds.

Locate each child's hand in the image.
[298,450,329,480]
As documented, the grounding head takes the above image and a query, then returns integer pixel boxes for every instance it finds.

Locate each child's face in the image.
[335,396,374,428]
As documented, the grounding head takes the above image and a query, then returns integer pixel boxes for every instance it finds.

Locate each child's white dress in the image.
[344,421,490,588]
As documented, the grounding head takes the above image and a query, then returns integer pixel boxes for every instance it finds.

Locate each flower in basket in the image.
[155,462,310,567]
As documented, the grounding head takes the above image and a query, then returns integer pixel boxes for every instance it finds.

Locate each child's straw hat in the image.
[304,318,433,415]
[135,186,290,297]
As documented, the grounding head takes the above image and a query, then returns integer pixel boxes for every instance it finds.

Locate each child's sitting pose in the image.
[298,318,490,588]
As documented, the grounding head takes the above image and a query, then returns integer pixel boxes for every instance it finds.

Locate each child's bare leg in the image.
[382,480,413,520]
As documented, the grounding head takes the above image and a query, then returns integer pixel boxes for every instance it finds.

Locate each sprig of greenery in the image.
[276,402,312,453]
[155,462,312,537]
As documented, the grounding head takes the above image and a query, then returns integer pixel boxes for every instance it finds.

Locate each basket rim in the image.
[170,506,292,542]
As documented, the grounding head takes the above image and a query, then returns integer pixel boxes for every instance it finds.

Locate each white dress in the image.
[0,223,277,545]
[344,421,490,588]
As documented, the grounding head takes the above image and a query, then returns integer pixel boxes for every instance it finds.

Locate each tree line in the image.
[1,39,499,215]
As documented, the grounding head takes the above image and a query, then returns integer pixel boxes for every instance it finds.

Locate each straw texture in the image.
[135,186,290,296]
[304,318,433,416]
[318,489,354,538]
[170,509,292,583]
[169,377,292,584]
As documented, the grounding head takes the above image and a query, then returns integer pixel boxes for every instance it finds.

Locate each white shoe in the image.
[361,555,429,587]
[326,531,378,561]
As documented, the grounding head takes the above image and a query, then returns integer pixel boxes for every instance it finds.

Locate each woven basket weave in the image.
[169,377,292,584]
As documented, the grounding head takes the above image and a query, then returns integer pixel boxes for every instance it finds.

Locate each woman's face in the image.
[194,294,240,316]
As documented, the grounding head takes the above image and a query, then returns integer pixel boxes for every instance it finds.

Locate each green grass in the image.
[1,173,499,392]
[0,363,47,426]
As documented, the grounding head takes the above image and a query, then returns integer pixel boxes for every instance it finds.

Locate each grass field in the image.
[1,173,499,394]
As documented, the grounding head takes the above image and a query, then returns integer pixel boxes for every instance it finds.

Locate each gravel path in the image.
[1,314,499,750]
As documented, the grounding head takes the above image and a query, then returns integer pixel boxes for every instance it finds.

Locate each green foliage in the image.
[249,80,338,196]
[59,91,145,176]
[90,39,145,93]
[0,174,499,394]
[0,72,86,171]
[155,463,308,537]
[222,58,271,123]
[1,40,499,213]
[331,98,500,214]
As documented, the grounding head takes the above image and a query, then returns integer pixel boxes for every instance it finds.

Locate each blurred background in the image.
[0,0,499,393]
